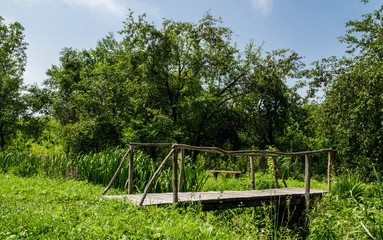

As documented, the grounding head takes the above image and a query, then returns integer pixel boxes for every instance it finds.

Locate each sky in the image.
[1,0,381,87]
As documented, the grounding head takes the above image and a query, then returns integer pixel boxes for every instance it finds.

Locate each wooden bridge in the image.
[101,143,333,211]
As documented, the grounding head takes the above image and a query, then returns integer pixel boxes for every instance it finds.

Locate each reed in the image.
[0,149,207,194]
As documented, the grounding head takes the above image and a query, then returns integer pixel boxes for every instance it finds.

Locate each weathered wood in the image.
[328,151,332,193]
[105,187,326,211]
[207,170,241,180]
[101,148,131,195]
[178,148,185,192]
[305,154,311,212]
[128,145,134,194]
[274,158,288,188]
[130,142,174,147]
[139,148,175,207]
[172,143,332,157]
[172,147,178,204]
[272,156,279,188]
[250,156,255,190]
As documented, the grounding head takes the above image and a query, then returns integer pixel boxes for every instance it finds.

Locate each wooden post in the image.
[272,156,279,189]
[250,156,255,190]
[305,154,311,212]
[178,148,185,192]
[101,148,131,195]
[139,148,174,207]
[128,145,134,194]
[172,147,179,204]
[213,172,218,180]
[328,151,332,193]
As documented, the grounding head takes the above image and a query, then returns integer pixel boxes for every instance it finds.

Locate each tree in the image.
[46,12,246,153]
[237,43,304,150]
[308,2,383,173]
[0,16,28,149]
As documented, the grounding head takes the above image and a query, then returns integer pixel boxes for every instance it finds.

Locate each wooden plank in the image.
[105,188,326,211]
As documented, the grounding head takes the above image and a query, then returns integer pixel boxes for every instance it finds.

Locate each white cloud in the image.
[61,0,125,18]
[250,0,273,16]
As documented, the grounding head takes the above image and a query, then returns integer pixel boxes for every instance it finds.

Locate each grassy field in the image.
[1,149,383,239]
[0,173,298,239]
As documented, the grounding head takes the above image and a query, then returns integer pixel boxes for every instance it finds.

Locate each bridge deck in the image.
[104,187,326,210]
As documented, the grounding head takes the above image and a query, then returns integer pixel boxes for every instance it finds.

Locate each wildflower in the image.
[20,226,23,230]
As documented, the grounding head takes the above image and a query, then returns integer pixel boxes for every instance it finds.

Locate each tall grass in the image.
[0,149,207,194]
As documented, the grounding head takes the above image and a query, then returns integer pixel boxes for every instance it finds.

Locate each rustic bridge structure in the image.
[101,143,333,212]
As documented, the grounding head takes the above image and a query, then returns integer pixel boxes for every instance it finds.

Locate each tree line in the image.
[1,1,382,175]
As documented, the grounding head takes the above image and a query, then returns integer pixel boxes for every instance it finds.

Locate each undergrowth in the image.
[0,149,207,193]
[1,173,298,239]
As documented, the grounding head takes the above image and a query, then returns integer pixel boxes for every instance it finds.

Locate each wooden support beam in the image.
[272,156,279,189]
[178,148,185,192]
[172,147,178,204]
[328,151,332,193]
[305,154,311,212]
[101,148,131,195]
[250,156,255,190]
[139,148,175,207]
[128,145,134,194]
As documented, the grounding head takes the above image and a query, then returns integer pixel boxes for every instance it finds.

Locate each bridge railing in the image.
[102,143,333,210]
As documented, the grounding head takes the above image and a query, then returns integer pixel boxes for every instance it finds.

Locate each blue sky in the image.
[1,0,381,86]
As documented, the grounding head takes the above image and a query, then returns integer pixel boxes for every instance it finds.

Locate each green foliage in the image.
[334,174,366,200]
[42,11,307,156]
[0,149,208,194]
[0,173,308,239]
[237,45,305,150]
[0,150,40,177]
[309,174,383,239]
[202,172,275,192]
[0,16,28,149]
[306,2,383,174]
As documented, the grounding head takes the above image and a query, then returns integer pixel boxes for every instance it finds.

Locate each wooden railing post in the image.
[172,147,178,204]
[272,156,279,189]
[128,145,134,194]
[178,148,185,192]
[328,150,332,193]
[305,154,311,212]
[250,156,255,190]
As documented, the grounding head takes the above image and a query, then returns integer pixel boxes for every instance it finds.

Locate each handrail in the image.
[102,142,333,210]
[132,142,332,157]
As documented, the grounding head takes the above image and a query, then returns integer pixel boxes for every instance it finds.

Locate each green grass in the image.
[0,173,294,239]
[0,149,207,194]
[2,149,382,239]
